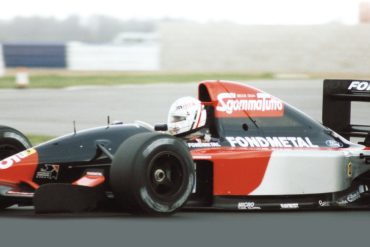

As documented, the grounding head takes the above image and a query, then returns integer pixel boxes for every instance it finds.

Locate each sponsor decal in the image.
[348,81,370,91]
[318,200,330,207]
[192,155,212,160]
[347,191,361,203]
[176,101,196,110]
[237,201,261,210]
[6,190,34,197]
[280,203,299,209]
[337,199,348,206]
[226,136,319,148]
[216,92,284,117]
[359,184,368,193]
[86,171,103,176]
[325,140,343,148]
[187,142,221,148]
[0,148,36,170]
[36,164,60,180]
[347,161,353,178]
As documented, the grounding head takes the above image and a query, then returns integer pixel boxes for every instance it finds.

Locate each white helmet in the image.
[167,97,207,136]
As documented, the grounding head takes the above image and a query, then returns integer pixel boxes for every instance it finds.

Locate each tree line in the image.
[0,15,158,43]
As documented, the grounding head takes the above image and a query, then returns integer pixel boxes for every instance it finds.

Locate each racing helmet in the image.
[167,96,207,136]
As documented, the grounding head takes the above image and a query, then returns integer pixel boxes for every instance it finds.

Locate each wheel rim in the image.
[147,151,185,201]
[0,144,20,160]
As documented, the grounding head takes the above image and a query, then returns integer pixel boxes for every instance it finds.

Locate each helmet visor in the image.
[170,116,186,123]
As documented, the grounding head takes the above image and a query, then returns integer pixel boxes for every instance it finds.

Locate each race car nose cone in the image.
[154,169,166,183]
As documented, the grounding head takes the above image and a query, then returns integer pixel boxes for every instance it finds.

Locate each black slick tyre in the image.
[0,126,31,210]
[110,132,195,216]
[0,125,31,160]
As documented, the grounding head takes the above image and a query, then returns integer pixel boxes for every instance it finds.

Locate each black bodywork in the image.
[34,124,150,185]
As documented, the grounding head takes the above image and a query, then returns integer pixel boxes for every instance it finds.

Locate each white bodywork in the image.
[250,149,370,195]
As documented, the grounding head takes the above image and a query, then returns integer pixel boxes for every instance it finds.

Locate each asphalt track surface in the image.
[1,80,370,246]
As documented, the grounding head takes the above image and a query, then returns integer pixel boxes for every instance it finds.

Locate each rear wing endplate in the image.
[323,79,370,146]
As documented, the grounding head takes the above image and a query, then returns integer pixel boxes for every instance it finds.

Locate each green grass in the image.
[27,134,54,146]
[0,72,273,89]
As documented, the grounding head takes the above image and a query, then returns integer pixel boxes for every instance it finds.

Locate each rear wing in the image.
[323,79,370,146]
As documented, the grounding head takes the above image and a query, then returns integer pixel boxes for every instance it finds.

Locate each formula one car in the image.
[0,80,370,215]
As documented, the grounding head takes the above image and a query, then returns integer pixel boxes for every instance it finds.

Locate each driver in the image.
[167,96,211,143]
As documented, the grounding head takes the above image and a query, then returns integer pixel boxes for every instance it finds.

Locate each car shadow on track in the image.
[0,206,211,220]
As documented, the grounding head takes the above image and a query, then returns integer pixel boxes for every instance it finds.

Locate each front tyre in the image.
[0,125,31,160]
[110,132,195,216]
[0,126,31,210]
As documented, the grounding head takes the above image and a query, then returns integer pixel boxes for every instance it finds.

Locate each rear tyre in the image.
[110,132,195,216]
[0,125,31,161]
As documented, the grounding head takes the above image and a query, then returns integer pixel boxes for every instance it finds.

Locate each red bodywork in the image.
[200,81,284,118]
[191,148,272,195]
[0,148,39,189]
[0,149,106,191]
[194,81,277,195]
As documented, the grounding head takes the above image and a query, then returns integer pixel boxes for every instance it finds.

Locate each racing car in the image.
[0,79,370,215]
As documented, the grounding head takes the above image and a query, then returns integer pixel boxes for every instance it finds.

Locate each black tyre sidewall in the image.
[0,126,31,160]
[110,132,195,215]
[0,126,30,210]
[133,137,194,214]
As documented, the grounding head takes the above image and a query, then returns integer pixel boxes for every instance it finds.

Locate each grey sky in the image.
[0,0,363,25]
